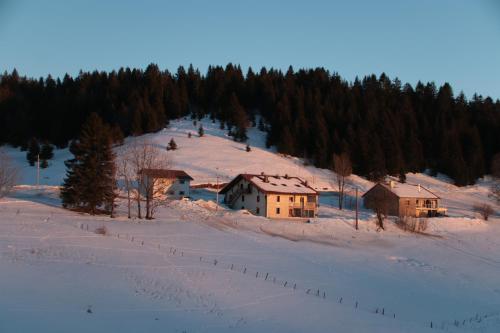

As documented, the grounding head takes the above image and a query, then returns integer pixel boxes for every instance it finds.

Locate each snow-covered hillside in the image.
[1,118,499,332]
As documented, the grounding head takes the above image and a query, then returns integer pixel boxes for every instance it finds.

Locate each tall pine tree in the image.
[60,113,116,215]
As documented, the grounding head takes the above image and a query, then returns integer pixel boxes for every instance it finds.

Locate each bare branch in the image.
[332,153,352,210]
[0,149,18,198]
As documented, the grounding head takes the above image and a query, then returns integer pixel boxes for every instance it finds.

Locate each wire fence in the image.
[73,220,500,331]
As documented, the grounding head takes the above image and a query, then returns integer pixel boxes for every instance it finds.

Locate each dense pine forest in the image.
[0,64,499,185]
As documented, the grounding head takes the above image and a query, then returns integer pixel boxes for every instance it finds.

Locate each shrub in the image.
[94,226,108,236]
[473,203,494,221]
[397,216,429,233]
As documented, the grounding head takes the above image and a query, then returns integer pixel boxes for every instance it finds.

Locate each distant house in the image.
[219,173,319,218]
[139,169,193,200]
[362,181,446,217]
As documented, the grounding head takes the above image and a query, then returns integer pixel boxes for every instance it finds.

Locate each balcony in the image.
[290,202,317,209]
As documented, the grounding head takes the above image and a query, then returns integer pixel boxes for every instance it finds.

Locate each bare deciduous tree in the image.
[0,149,18,198]
[126,139,172,220]
[369,190,389,230]
[473,203,495,221]
[491,153,500,204]
[117,149,134,219]
[333,153,352,210]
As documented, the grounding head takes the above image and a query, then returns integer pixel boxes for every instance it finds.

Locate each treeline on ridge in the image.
[0,64,499,186]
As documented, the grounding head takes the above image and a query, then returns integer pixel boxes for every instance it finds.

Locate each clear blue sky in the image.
[1,0,499,99]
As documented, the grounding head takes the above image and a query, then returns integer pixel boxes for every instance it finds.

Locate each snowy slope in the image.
[1,118,500,332]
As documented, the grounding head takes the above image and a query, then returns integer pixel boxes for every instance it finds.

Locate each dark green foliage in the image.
[198,125,204,137]
[246,144,251,152]
[167,138,177,150]
[188,132,192,138]
[40,159,48,169]
[60,113,116,215]
[26,138,40,166]
[1,66,499,185]
[39,142,54,161]
[398,170,407,183]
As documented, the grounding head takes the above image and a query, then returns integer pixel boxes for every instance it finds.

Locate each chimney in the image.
[261,171,265,176]
[284,174,289,179]
[264,176,269,183]
[417,184,421,192]
[390,180,395,189]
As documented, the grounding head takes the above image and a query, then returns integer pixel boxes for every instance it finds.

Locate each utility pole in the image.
[215,167,219,211]
[36,154,40,189]
[355,187,359,230]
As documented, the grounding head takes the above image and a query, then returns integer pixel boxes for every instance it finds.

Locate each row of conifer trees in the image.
[1,64,499,185]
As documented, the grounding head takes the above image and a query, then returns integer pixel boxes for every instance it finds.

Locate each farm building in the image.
[219,173,319,218]
[363,181,447,217]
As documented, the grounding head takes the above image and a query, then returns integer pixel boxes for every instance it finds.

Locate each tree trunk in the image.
[338,177,344,210]
[127,187,131,219]
[145,191,151,219]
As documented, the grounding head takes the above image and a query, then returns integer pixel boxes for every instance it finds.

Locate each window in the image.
[256,208,260,214]
[300,197,304,203]
[406,200,410,206]
[307,195,316,203]
[179,180,185,184]
[276,207,280,214]
[289,196,294,202]
[277,196,280,202]
[240,183,243,189]
[257,195,260,202]
[179,191,185,195]
[242,195,245,202]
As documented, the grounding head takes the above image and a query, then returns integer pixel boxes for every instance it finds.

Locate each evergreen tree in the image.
[60,113,116,215]
[0,65,499,186]
[246,144,251,152]
[228,93,248,142]
[198,125,204,137]
[39,142,54,161]
[167,138,177,150]
[398,169,407,183]
[26,138,40,166]
[40,159,49,169]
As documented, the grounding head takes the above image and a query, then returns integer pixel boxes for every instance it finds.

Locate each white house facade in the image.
[219,174,319,219]
[139,169,193,200]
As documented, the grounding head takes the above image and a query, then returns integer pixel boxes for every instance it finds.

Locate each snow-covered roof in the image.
[376,182,439,199]
[220,174,318,195]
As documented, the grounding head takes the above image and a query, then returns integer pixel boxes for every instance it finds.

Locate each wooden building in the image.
[362,181,446,217]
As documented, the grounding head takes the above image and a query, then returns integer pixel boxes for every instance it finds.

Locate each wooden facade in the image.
[363,181,446,217]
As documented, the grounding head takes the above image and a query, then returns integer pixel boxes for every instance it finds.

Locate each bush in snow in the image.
[473,203,494,221]
[397,216,429,232]
[94,226,108,236]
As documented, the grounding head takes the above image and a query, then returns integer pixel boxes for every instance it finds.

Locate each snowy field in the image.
[1,118,500,332]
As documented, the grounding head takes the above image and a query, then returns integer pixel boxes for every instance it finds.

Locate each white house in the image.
[219,173,319,219]
[139,169,193,200]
